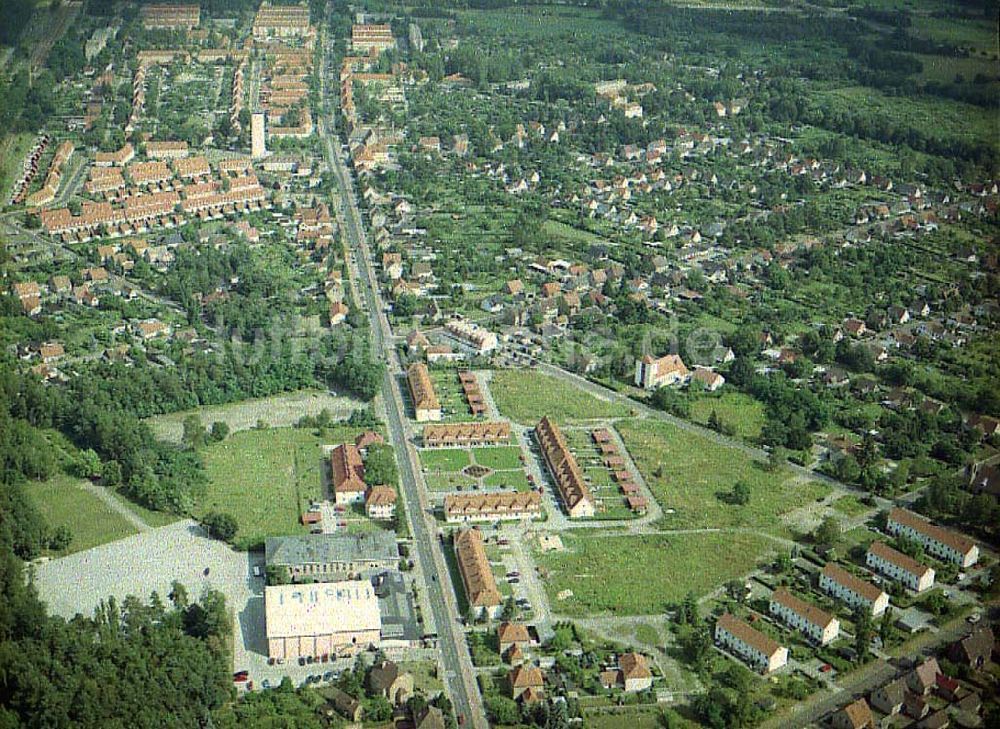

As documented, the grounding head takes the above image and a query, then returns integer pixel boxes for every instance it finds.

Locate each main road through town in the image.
[317,42,487,729]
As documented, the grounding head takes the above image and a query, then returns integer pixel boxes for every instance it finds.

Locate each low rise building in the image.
[830,698,875,729]
[407,363,441,422]
[454,528,502,619]
[634,353,689,389]
[535,416,594,518]
[600,652,653,692]
[422,421,511,448]
[331,443,366,505]
[886,507,979,568]
[365,485,397,520]
[265,532,398,582]
[443,492,542,524]
[769,588,840,645]
[714,613,788,674]
[444,318,499,354]
[866,541,935,592]
[265,580,380,660]
[819,563,890,617]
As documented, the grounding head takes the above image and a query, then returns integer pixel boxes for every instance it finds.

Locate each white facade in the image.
[867,543,935,593]
[819,565,890,617]
[886,509,979,568]
[714,615,788,674]
[768,590,840,646]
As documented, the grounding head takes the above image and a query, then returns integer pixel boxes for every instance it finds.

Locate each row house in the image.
[886,507,979,568]
[422,421,510,448]
[866,541,935,593]
[535,416,595,518]
[443,492,542,524]
[714,613,788,674]
[769,588,840,645]
[407,363,441,422]
[819,563,890,617]
[454,528,502,619]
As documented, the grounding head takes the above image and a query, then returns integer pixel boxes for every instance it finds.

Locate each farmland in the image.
[536,531,777,616]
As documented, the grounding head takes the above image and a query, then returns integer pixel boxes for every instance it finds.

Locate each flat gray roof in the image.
[265,532,398,567]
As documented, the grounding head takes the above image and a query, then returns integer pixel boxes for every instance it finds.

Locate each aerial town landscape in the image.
[0,0,997,727]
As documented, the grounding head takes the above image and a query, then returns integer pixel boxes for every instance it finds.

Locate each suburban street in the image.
[318,42,487,729]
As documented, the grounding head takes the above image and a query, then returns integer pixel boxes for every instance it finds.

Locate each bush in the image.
[201,511,238,543]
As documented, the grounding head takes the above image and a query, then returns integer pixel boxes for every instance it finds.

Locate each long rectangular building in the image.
[454,528,502,618]
[444,492,541,524]
[535,416,594,518]
[265,580,380,660]
[265,532,398,582]
[422,421,510,448]
[887,507,978,568]
[866,541,935,593]
[407,362,441,422]
[714,613,788,674]
[819,563,890,617]
[769,588,840,646]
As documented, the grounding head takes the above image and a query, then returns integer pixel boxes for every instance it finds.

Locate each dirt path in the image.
[145,389,364,443]
[78,481,151,532]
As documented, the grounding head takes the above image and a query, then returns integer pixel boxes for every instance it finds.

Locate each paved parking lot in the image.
[33,520,251,621]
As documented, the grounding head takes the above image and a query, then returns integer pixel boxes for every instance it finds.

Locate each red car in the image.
[233,671,249,683]
[819,664,833,673]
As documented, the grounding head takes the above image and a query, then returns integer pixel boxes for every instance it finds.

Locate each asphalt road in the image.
[317,49,486,729]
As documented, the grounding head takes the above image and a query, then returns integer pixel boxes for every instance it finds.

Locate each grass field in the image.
[537,531,777,616]
[419,448,472,472]
[831,494,870,518]
[27,475,139,555]
[490,369,633,425]
[617,419,830,535]
[424,472,477,492]
[471,446,524,471]
[0,132,36,204]
[199,426,356,549]
[689,391,766,441]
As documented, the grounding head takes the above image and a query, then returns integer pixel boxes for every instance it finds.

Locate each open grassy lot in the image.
[831,494,870,518]
[689,391,766,442]
[27,475,139,555]
[424,472,477,492]
[199,426,356,549]
[490,369,633,425]
[537,531,776,616]
[471,446,524,471]
[481,470,532,491]
[617,419,830,535]
[419,448,472,472]
[0,132,35,203]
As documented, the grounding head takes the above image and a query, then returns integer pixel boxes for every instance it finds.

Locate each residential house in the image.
[535,416,595,518]
[866,541,935,592]
[407,363,441,422]
[331,443,366,505]
[367,661,413,706]
[769,589,840,645]
[886,508,978,568]
[365,485,397,520]
[423,422,510,448]
[830,698,875,729]
[948,627,994,670]
[414,705,446,729]
[906,658,941,696]
[454,528,502,619]
[497,622,531,660]
[691,367,725,392]
[508,664,544,701]
[819,563,890,617]
[714,613,788,674]
[443,492,542,524]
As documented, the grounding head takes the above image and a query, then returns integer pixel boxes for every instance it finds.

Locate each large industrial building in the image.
[265,580,381,660]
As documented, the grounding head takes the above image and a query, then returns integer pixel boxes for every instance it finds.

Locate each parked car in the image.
[253,565,261,577]
[819,664,833,673]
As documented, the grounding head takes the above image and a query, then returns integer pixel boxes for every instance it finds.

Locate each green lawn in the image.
[617,419,830,535]
[481,470,531,492]
[537,531,776,616]
[424,472,477,492]
[471,446,524,471]
[199,426,357,549]
[633,622,661,647]
[490,369,633,425]
[27,475,139,555]
[419,448,472,472]
[689,391,766,441]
